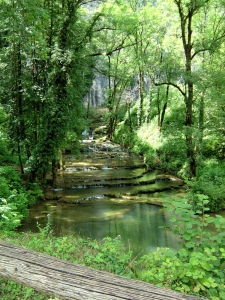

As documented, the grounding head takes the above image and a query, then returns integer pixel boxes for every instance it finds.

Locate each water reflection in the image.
[19,199,178,256]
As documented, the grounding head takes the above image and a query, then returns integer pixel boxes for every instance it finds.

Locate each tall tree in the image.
[0,0,99,183]
[154,0,225,177]
[89,0,137,139]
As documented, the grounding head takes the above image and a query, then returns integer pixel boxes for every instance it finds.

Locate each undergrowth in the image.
[0,216,134,300]
[1,198,225,300]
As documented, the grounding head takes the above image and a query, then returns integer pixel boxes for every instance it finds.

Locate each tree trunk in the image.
[145,80,153,124]
[107,55,113,139]
[17,144,24,174]
[185,93,196,178]
[12,41,25,174]
[176,0,197,178]
[159,85,169,130]
[185,47,196,178]
[196,49,206,165]
[127,100,133,132]
[157,87,161,127]
[137,68,144,127]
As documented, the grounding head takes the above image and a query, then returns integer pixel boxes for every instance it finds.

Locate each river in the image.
[18,139,192,256]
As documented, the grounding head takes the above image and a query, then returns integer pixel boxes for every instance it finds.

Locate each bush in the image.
[137,197,225,299]
[0,192,28,231]
[0,219,134,300]
[1,201,225,300]
[0,166,42,230]
[187,160,225,212]
[157,136,186,174]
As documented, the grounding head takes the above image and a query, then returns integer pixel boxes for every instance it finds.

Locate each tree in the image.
[89,0,137,139]
[154,0,225,177]
[0,0,99,184]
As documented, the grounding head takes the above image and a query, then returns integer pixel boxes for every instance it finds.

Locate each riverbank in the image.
[2,199,225,300]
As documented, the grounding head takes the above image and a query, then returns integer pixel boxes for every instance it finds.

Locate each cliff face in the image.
[85,73,150,107]
[85,75,108,106]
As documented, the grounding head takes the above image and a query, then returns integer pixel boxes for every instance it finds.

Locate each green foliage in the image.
[0,166,42,230]
[1,201,225,300]
[137,198,225,299]
[25,182,43,206]
[114,122,137,148]
[36,214,53,238]
[0,0,94,183]
[35,217,133,276]
[0,278,49,300]
[0,106,14,164]
[0,140,14,164]
[78,236,133,276]
[0,167,29,231]
[2,216,132,277]
[115,118,187,173]
[0,166,23,193]
[0,176,10,198]
[0,218,134,299]
[187,160,225,212]
[0,197,23,231]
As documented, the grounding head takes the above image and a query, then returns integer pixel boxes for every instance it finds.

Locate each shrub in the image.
[187,159,225,212]
[137,197,225,299]
[0,166,42,230]
[0,218,134,300]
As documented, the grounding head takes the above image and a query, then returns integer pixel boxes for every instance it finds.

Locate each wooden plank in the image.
[0,241,203,300]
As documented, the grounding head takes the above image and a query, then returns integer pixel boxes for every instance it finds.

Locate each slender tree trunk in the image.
[197,90,205,165]
[185,91,196,178]
[197,11,207,165]
[159,85,169,130]
[112,80,129,135]
[145,80,152,124]
[127,100,133,132]
[156,87,161,128]
[137,68,144,127]
[17,144,24,174]
[32,47,39,145]
[12,41,25,174]
[107,55,113,139]
[185,39,196,177]
[156,85,169,131]
[106,53,122,140]
[176,0,197,178]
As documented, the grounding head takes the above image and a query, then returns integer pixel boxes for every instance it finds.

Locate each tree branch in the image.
[153,80,185,97]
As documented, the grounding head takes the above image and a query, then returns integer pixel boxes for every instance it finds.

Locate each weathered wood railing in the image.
[0,241,203,300]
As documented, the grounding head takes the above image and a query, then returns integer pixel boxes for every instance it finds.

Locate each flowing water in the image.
[19,139,186,256]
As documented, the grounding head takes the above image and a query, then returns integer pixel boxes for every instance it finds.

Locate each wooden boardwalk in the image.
[0,241,203,300]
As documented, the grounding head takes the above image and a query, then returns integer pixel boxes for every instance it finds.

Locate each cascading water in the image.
[19,137,184,256]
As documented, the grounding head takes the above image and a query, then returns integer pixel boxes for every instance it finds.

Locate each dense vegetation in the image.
[0,0,225,299]
[1,198,225,300]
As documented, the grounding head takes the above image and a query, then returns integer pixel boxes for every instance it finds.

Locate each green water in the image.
[19,140,225,257]
[19,142,185,256]
[19,198,179,256]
